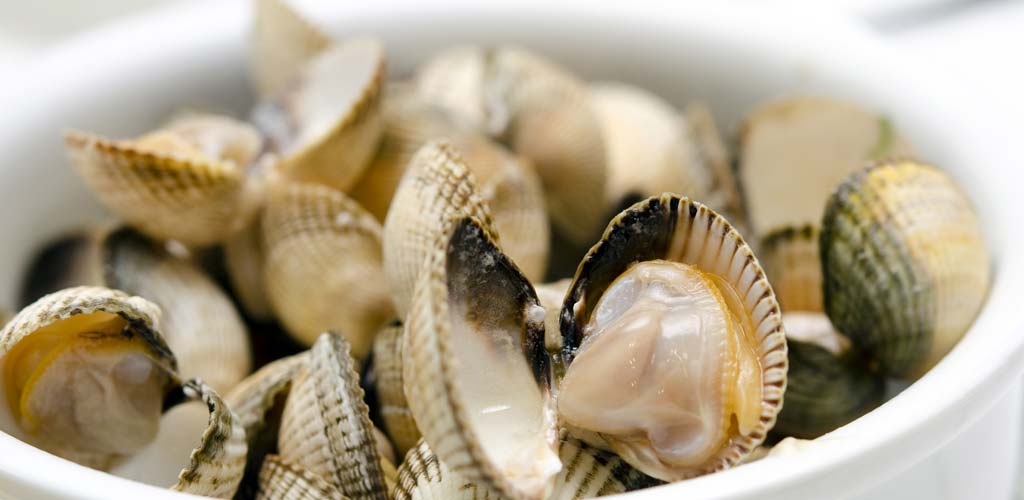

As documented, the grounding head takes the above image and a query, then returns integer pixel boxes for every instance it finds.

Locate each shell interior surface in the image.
[821,160,990,377]
[0,287,175,465]
[404,216,559,500]
[759,225,824,313]
[262,182,395,357]
[250,0,332,98]
[738,96,913,237]
[255,38,385,191]
[558,195,787,481]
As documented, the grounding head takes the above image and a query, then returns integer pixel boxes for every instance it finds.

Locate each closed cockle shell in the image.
[256,454,347,500]
[821,160,990,377]
[685,102,743,225]
[382,141,494,317]
[370,323,420,458]
[250,0,331,98]
[64,114,264,246]
[738,96,913,238]
[759,225,823,313]
[558,195,787,481]
[223,213,274,322]
[277,332,388,500]
[254,38,385,192]
[403,215,559,500]
[263,182,395,357]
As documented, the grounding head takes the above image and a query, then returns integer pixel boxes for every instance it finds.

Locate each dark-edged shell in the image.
[759,225,823,313]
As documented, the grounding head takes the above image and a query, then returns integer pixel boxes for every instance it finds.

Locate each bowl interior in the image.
[0,1,1020,499]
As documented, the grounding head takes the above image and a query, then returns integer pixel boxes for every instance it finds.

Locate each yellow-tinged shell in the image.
[256,455,348,500]
[382,141,494,317]
[277,332,388,500]
[170,379,248,499]
[255,39,386,192]
[558,195,788,481]
[262,182,395,357]
[64,114,264,246]
[0,286,176,468]
[404,216,559,500]
[250,0,331,98]
[589,83,711,211]
[759,225,824,313]
[738,96,913,238]
[821,160,990,377]
[370,323,420,458]
[224,214,274,322]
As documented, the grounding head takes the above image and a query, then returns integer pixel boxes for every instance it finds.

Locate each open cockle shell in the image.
[558,195,787,481]
[370,323,421,458]
[256,454,347,500]
[590,82,711,213]
[169,379,248,499]
[262,182,395,357]
[0,286,175,469]
[759,225,824,313]
[821,160,990,377]
[404,216,559,500]
[382,141,494,317]
[255,38,386,192]
[250,0,331,98]
[277,332,389,500]
[64,114,263,247]
[738,96,913,238]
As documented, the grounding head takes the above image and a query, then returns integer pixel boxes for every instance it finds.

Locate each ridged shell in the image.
[404,216,559,500]
[104,228,252,392]
[250,0,331,98]
[0,287,176,467]
[263,183,395,356]
[821,160,990,376]
[255,39,385,192]
[170,379,248,498]
[393,438,658,500]
[224,214,274,322]
[256,455,348,500]
[738,96,913,237]
[759,225,824,313]
[685,102,743,225]
[774,312,883,439]
[277,332,388,500]
[590,83,711,212]
[64,116,259,246]
[370,323,420,458]
[559,195,788,480]
[382,141,494,317]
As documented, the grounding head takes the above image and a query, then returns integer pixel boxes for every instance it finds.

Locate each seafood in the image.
[250,0,331,98]
[224,215,274,322]
[821,160,990,376]
[558,195,788,481]
[403,216,559,500]
[369,323,420,458]
[759,225,824,313]
[262,182,395,357]
[65,114,264,246]
[256,455,346,500]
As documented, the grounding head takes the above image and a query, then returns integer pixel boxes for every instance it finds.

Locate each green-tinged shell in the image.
[0,286,176,468]
[262,183,395,357]
[256,455,348,500]
[760,225,823,313]
[254,39,385,192]
[382,141,494,317]
[738,96,913,237]
[277,332,388,500]
[170,379,248,498]
[590,83,711,213]
[685,102,743,226]
[250,0,331,98]
[558,195,787,481]
[64,114,263,246]
[404,216,559,500]
[224,214,274,322]
[370,323,420,458]
[774,312,883,439]
[821,160,990,377]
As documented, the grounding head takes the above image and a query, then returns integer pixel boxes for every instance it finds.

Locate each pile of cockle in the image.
[0,0,991,498]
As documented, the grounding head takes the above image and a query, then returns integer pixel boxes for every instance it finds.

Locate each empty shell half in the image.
[558,195,787,481]
[250,0,331,98]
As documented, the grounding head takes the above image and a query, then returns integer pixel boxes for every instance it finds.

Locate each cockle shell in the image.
[415,45,490,131]
[685,102,743,225]
[403,216,559,500]
[558,195,787,481]
[759,225,824,313]
[250,0,331,98]
[254,39,386,192]
[738,96,913,238]
[821,160,990,377]
[64,114,264,246]
[224,214,274,322]
[256,454,347,500]
[277,332,389,500]
[262,182,395,357]
[169,379,248,499]
[370,323,420,458]
[382,141,494,317]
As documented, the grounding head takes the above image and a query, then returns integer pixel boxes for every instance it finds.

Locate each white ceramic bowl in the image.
[0,1,1021,499]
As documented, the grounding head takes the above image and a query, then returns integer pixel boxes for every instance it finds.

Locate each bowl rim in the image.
[0,1,1022,499]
